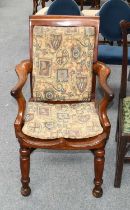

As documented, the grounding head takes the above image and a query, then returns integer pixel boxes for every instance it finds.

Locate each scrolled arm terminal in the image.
[93,61,114,133]
[11,59,32,132]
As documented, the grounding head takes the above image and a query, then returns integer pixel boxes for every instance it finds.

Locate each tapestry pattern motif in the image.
[22,102,103,139]
[32,26,95,101]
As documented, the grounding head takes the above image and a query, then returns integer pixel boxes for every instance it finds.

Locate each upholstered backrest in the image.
[32,26,95,101]
[30,16,99,102]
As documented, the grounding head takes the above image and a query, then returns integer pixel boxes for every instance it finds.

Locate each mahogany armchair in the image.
[11,16,114,198]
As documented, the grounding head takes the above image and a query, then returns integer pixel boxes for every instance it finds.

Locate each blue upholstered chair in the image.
[98,0,130,65]
[98,45,130,65]
[47,0,80,15]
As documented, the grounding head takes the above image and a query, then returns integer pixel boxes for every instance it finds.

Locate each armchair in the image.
[11,16,114,198]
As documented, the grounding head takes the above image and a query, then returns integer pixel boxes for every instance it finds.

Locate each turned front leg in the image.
[93,148,105,198]
[20,147,31,196]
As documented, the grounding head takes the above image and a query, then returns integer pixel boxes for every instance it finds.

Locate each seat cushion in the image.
[98,45,130,65]
[22,102,103,139]
[123,97,130,133]
[33,26,95,101]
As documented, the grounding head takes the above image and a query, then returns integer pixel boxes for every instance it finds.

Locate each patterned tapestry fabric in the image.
[123,97,130,133]
[32,26,95,101]
[22,102,103,139]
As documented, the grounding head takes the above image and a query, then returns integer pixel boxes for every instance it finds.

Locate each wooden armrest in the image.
[11,60,32,132]
[93,61,114,133]
[11,60,32,97]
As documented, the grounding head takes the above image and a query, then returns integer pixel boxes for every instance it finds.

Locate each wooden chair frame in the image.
[114,20,130,187]
[11,16,114,198]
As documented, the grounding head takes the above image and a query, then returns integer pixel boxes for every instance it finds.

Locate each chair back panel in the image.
[47,0,81,15]
[29,16,99,101]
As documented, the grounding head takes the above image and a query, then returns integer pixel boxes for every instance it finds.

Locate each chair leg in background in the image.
[115,112,119,142]
[20,147,31,196]
[92,148,105,198]
[33,0,38,14]
[80,0,84,11]
[128,70,130,81]
[114,137,126,188]
[41,0,45,8]
[91,0,100,8]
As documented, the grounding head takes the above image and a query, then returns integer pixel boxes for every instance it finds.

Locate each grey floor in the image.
[1,0,130,210]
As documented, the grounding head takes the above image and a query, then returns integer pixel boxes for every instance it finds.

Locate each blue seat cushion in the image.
[47,0,80,15]
[98,45,130,65]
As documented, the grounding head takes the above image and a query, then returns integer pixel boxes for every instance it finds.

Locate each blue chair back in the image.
[47,0,80,15]
[99,0,130,41]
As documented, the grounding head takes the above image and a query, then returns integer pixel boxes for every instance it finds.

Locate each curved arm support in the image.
[11,60,32,132]
[93,61,114,133]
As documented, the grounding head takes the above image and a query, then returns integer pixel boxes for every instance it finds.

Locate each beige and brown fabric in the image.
[32,26,95,101]
[22,102,103,139]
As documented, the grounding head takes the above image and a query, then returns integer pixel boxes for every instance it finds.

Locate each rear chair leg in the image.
[93,148,105,198]
[114,138,126,188]
[20,147,31,196]
[33,0,38,14]
[115,115,119,142]
[41,0,45,8]
[115,98,120,142]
